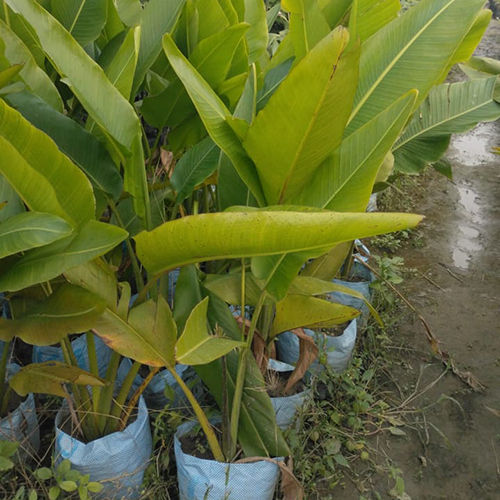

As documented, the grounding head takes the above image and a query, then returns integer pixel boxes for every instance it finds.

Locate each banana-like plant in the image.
[0,0,493,466]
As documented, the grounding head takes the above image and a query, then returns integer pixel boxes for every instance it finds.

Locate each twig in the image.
[416,269,445,291]
[354,256,485,392]
[438,262,464,283]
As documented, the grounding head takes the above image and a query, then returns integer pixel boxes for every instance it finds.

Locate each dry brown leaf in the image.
[284,328,318,395]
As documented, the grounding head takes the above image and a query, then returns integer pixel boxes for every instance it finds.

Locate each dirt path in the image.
[374,19,500,500]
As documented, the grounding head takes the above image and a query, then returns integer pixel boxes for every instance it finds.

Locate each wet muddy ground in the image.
[345,18,500,500]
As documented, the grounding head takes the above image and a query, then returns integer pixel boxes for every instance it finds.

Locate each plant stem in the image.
[107,197,145,292]
[221,355,232,459]
[0,340,11,416]
[85,333,101,416]
[97,351,121,434]
[229,291,266,459]
[108,360,142,432]
[240,258,246,341]
[118,365,159,431]
[167,365,225,462]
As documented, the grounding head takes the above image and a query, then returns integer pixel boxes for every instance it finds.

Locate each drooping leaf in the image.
[271,295,359,338]
[135,210,423,275]
[0,212,72,258]
[0,284,106,344]
[243,28,359,204]
[9,361,106,398]
[0,99,95,226]
[171,137,219,203]
[393,78,500,173]
[95,296,177,367]
[162,33,266,205]
[346,0,486,135]
[0,18,63,110]
[5,91,123,200]
[176,297,244,365]
[0,220,127,292]
[297,90,417,211]
[50,0,108,47]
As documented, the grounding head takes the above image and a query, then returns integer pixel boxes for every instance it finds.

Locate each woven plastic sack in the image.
[268,359,310,429]
[54,396,152,500]
[276,319,358,374]
[175,420,281,500]
[32,334,111,377]
[0,364,40,461]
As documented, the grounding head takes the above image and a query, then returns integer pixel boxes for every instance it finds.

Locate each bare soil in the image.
[343,19,500,500]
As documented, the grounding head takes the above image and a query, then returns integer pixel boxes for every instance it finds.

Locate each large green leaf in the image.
[199,286,290,457]
[162,33,265,206]
[114,0,142,27]
[143,23,248,128]
[102,25,140,99]
[203,272,263,307]
[356,0,400,41]
[9,361,105,398]
[132,0,185,93]
[297,90,417,211]
[319,0,351,28]
[0,99,95,226]
[50,0,108,47]
[171,137,219,203]
[0,18,63,111]
[394,78,500,173]
[176,297,244,365]
[0,284,106,344]
[0,175,24,223]
[5,91,123,200]
[7,0,141,150]
[271,294,359,338]
[0,220,127,292]
[243,28,359,204]
[242,0,267,64]
[135,210,422,275]
[282,0,331,62]
[0,212,72,258]
[346,0,485,135]
[95,296,177,367]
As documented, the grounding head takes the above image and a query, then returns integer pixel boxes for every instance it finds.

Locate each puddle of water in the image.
[447,123,498,167]
[457,186,482,220]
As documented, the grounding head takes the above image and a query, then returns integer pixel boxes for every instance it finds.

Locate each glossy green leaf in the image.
[176,297,244,365]
[171,137,219,203]
[6,0,141,150]
[0,63,22,88]
[0,18,63,110]
[135,210,423,275]
[243,28,359,204]
[64,259,118,311]
[356,0,400,41]
[50,0,108,46]
[9,361,106,398]
[282,0,331,61]
[132,0,185,93]
[162,33,265,205]
[243,0,267,64]
[297,90,417,211]
[0,220,127,292]
[102,25,140,99]
[0,99,95,226]
[394,78,500,173]
[114,0,142,27]
[6,91,123,200]
[95,296,177,367]
[271,294,359,338]
[347,0,485,135]
[0,284,106,344]
[0,212,72,258]
[0,175,24,223]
